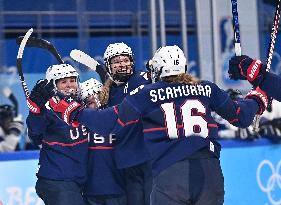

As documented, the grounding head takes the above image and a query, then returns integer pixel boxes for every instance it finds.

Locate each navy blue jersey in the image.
[77,80,259,177]
[107,71,151,106]
[26,105,89,185]
[84,71,150,195]
[108,71,151,168]
[260,72,281,102]
[84,132,126,196]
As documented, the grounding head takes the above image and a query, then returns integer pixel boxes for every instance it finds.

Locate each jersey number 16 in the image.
[161,99,208,139]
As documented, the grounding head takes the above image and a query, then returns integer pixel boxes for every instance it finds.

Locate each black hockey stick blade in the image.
[16,36,64,64]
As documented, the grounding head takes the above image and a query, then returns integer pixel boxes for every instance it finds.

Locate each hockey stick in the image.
[253,0,281,132]
[17,28,46,114]
[16,30,76,119]
[16,36,64,64]
[230,0,261,132]
[231,0,242,56]
[70,49,107,83]
[70,49,99,71]
[16,28,33,99]
[266,0,281,72]
[2,87,19,116]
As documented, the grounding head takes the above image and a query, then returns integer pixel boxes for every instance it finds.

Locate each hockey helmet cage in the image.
[103,42,134,74]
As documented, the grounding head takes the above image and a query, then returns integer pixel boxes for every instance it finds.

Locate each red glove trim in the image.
[113,106,119,114]
[238,57,248,78]
[246,59,262,82]
[71,121,80,128]
[49,97,81,125]
[49,97,72,113]
[246,87,268,115]
[27,98,41,114]
[62,101,81,125]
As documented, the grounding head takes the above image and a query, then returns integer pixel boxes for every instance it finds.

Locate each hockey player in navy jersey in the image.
[49,45,269,205]
[228,55,281,101]
[79,78,127,205]
[26,64,88,205]
[98,42,152,205]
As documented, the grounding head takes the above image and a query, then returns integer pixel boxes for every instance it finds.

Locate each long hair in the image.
[162,73,200,85]
[98,78,113,106]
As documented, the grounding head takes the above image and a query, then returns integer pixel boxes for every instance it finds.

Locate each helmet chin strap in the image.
[110,65,133,85]
[112,73,132,84]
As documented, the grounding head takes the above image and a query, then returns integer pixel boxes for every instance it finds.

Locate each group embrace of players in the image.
[25,40,277,205]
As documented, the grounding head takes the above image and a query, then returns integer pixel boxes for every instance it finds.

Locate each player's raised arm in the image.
[49,93,141,136]
[210,82,268,128]
[228,55,281,101]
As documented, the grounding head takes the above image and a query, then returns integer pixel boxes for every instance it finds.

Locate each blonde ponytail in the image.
[162,73,200,85]
[98,78,113,106]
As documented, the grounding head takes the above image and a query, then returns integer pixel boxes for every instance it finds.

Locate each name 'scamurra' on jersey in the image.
[149,84,211,102]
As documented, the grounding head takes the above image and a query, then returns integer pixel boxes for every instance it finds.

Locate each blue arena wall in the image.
[0,139,280,205]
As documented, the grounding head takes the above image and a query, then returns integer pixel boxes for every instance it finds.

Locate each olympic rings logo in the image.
[256,160,281,205]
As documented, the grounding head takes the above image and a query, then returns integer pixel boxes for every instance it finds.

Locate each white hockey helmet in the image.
[103,42,134,74]
[46,63,79,83]
[80,78,103,101]
[149,45,186,82]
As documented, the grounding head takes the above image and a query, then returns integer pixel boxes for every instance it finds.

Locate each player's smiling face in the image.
[110,55,133,75]
[56,77,78,95]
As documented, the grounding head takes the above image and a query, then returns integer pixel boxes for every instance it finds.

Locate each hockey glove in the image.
[49,95,82,127]
[228,55,266,87]
[28,79,55,114]
[245,87,268,115]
